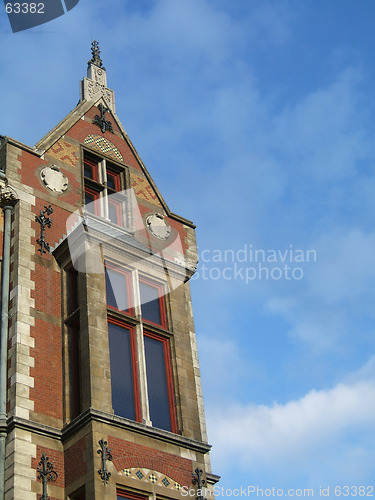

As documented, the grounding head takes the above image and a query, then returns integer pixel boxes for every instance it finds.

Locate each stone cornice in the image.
[7,409,212,455]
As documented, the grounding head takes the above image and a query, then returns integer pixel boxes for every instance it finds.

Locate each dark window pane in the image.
[139,281,161,325]
[108,322,135,420]
[107,172,117,190]
[105,267,129,312]
[84,162,93,179]
[84,191,96,214]
[85,191,94,203]
[84,157,98,180]
[144,335,171,431]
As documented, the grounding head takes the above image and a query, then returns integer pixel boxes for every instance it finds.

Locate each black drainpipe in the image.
[0,168,17,500]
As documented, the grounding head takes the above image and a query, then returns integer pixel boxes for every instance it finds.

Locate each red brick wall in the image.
[64,437,87,487]
[28,205,80,420]
[29,318,63,419]
[108,437,193,487]
[20,151,48,191]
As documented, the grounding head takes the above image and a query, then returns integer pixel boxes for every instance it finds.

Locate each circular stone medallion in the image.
[41,165,68,194]
[146,213,171,240]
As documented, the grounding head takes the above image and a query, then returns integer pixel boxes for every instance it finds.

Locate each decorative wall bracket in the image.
[98,438,113,484]
[0,180,18,208]
[192,468,206,500]
[93,103,113,133]
[35,205,53,254]
[37,451,58,500]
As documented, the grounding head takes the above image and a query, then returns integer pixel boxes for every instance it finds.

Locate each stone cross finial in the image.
[89,40,105,69]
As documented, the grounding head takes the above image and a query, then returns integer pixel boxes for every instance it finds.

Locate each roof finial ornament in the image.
[81,40,115,111]
[89,40,105,70]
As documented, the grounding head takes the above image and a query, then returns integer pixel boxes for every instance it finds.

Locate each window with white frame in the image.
[83,151,127,227]
[105,261,177,433]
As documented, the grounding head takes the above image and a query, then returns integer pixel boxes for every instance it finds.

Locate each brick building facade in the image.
[0,42,218,500]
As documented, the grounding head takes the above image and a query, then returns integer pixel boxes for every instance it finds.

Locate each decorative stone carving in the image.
[81,78,115,111]
[146,213,171,240]
[88,65,107,86]
[0,178,18,207]
[40,165,68,194]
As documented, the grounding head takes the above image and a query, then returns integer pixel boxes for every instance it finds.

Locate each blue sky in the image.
[3,0,375,496]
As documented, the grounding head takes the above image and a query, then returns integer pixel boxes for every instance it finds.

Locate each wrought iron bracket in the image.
[37,451,58,500]
[93,103,113,133]
[192,468,206,500]
[97,438,113,484]
[35,205,53,254]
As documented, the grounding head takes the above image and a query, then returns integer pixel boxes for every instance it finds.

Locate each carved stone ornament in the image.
[146,213,171,240]
[91,66,107,86]
[0,187,17,207]
[0,178,18,208]
[87,80,113,105]
[41,165,68,194]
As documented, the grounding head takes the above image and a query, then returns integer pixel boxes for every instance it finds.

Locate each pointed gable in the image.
[15,41,197,269]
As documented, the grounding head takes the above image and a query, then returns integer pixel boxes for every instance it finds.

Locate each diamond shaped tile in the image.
[162,477,171,487]
[136,470,144,480]
[148,473,157,483]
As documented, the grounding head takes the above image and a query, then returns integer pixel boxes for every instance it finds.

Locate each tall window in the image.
[83,152,126,226]
[105,263,177,432]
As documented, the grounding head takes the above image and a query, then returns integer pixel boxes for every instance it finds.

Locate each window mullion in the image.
[133,269,142,317]
[133,268,151,425]
[99,159,105,184]
[100,159,109,220]
[135,322,151,425]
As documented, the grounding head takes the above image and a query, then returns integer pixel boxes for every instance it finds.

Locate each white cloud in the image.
[207,379,375,485]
